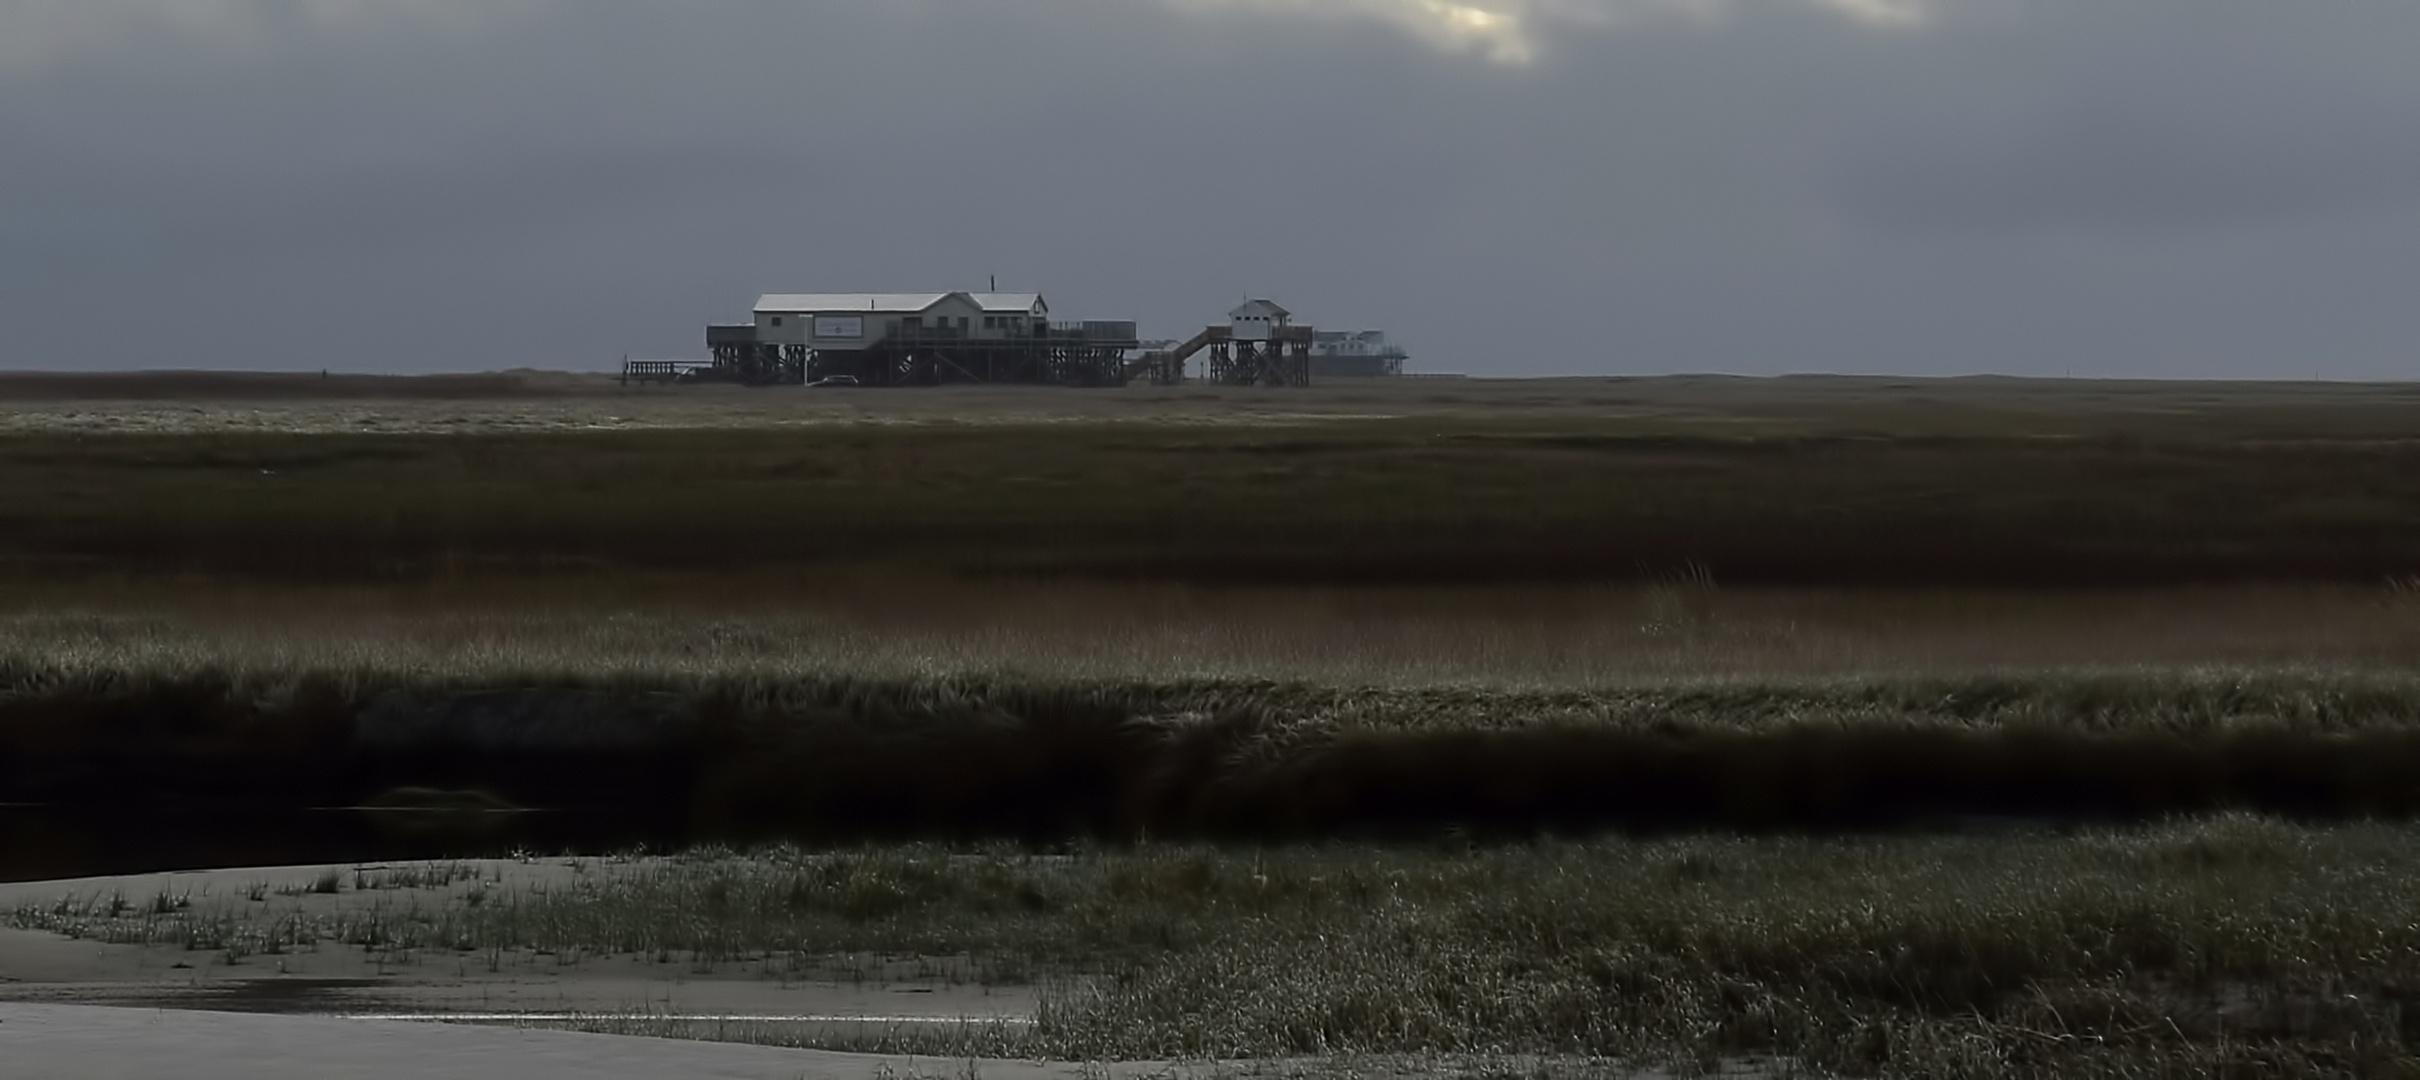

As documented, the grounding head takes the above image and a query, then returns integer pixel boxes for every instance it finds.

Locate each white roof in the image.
[969,292,1046,313]
[756,293,951,314]
[1230,298,1291,319]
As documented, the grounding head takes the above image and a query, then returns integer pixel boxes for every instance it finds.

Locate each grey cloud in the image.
[1835,97,2420,235]
[5,0,2420,378]
[1818,1,2420,237]
[10,140,794,258]
[0,0,1923,75]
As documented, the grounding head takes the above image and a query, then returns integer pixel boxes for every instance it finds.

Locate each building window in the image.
[770,316,783,326]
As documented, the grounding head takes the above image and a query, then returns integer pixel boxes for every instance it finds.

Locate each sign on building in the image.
[814,315,864,339]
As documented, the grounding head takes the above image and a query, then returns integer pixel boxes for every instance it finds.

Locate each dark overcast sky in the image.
[4,0,2419,378]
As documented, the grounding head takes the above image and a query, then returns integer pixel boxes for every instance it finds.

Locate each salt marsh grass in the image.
[9,597,2420,842]
[7,377,2420,1075]
[5,394,2419,590]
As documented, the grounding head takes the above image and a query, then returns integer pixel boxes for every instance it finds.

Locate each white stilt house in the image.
[1229,299,1292,343]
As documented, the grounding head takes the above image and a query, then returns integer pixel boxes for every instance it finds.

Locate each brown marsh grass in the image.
[5,577,2417,688]
[8,427,2419,590]
[9,592,2420,842]
[7,577,2420,839]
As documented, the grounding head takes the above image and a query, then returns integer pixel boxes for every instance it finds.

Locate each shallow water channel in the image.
[0,803,691,883]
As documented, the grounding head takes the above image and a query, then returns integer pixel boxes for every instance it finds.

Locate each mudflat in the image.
[0,1002,1743,1080]
[0,860,1080,1079]
[0,1002,1208,1080]
[0,860,1032,1026]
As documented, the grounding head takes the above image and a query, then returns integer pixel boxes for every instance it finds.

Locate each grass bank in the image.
[20,819,2420,1076]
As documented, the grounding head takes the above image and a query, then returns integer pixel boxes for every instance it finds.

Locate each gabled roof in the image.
[755,291,1050,316]
[756,293,951,314]
[1230,298,1291,320]
[969,292,1046,313]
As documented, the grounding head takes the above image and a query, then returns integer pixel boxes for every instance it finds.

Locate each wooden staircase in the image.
[1126,326,1231,385]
